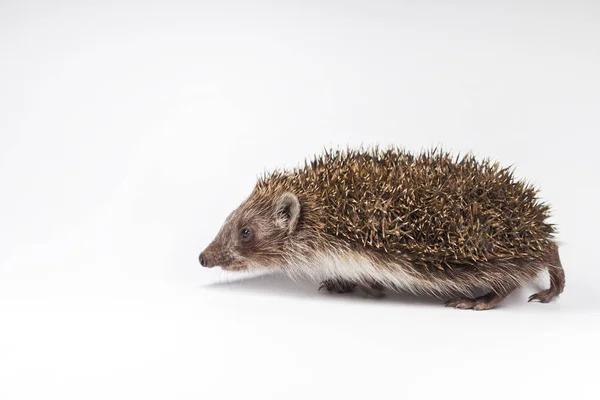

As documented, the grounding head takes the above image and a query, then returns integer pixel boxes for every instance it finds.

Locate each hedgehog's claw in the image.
[528,289,557,303]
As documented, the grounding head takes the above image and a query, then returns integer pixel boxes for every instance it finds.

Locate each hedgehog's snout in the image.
[199,251,215,268]
[199,241,230,268]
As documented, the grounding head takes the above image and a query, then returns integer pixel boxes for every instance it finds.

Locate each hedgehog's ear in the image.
[275,192,300,233]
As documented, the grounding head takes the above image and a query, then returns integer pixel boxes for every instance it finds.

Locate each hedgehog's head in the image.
[199,191,301,271]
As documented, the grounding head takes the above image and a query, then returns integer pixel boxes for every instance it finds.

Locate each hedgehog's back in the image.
[288,148,554,269]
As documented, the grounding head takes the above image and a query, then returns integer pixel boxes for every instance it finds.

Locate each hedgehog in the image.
[198,148,565,310]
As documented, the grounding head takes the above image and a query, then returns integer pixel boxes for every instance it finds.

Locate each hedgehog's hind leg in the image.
[319,279,357,294]
[528,246,565,303]
[446,291,510,311]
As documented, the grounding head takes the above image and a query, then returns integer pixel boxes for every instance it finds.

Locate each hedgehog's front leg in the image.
[445,292,509,311]
[358,281,386,298]
[318,279,356,294]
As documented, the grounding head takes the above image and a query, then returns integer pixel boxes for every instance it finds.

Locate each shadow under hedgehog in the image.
[199,148,564,310]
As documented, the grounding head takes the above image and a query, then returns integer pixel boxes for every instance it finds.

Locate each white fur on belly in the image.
[279,249,460,297]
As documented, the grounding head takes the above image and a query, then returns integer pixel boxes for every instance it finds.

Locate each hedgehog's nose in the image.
[199,252,211,268]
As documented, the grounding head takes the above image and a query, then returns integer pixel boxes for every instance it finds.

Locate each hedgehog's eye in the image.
[240,228,252,240]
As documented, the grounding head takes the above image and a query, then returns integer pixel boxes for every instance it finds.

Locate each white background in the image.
[1,1,599,399]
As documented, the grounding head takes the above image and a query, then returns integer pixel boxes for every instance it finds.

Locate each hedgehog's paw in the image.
[318,279,356,294]
[445,293,503,311]
[445,298,477,309]
[528,288,558,303]
[358,282,386,298]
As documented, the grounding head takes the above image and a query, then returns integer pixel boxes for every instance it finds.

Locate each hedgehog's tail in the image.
[528,244,565,303]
